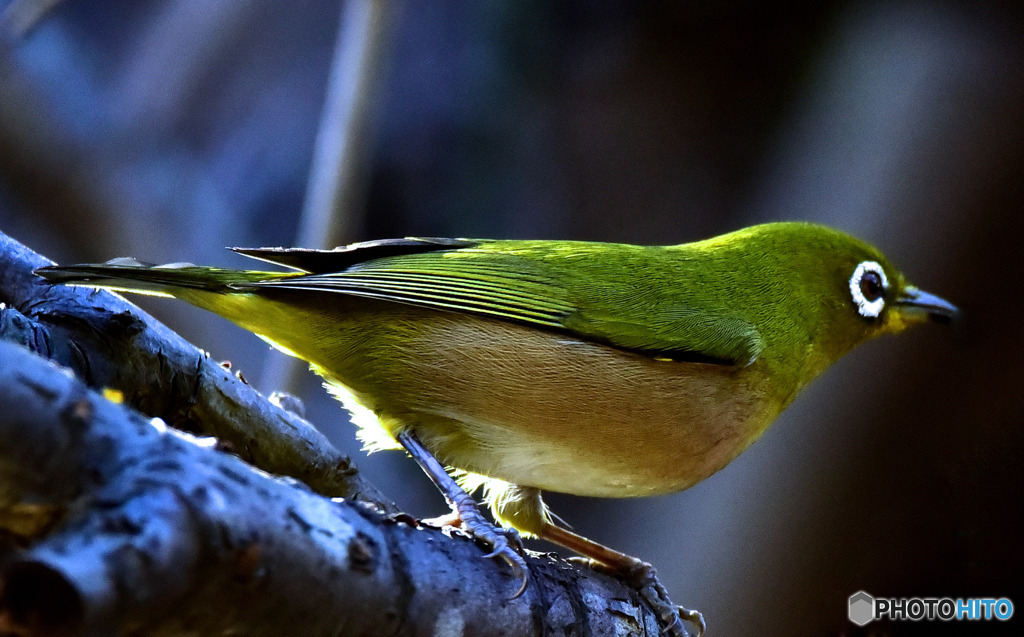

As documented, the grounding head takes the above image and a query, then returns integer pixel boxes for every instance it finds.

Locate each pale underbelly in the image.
[311,309,779,498]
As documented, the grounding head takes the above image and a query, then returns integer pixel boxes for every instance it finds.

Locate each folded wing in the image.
[236,239,763,367]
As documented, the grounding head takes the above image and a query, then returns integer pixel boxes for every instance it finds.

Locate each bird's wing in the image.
[232,238,478,273]
[236,240,762,366]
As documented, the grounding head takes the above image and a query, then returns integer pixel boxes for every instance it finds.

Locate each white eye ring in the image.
[849,261,889,318]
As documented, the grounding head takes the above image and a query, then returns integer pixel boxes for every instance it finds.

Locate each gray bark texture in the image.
[0,230,674,636]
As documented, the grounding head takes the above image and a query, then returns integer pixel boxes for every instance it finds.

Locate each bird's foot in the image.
[395,431,529,597]
[446,487,529,598]
[422,492,529,597]
[545,523,704,636]
[622,561,704,637]
[572,556,703,637]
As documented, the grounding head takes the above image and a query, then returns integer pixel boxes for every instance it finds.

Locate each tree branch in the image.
[0,229,394,510]
[0,341,662,635]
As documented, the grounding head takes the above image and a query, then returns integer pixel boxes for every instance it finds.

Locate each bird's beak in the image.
[894,286,958,324]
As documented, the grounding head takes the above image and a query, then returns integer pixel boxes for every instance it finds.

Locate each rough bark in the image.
[0,341,661,636]
[0,229,394,510]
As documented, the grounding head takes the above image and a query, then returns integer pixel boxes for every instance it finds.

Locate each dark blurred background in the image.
[2,1,1022,635]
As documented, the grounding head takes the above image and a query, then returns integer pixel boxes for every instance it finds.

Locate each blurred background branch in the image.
[1,0,63,37]
[263,0,393,393]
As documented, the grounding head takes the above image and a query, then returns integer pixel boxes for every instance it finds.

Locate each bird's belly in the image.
[407,362,772,498]
[416,405,757,498]
[241,295,779,497]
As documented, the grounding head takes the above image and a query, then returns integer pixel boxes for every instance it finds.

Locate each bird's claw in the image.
[461,512,529,598]
[394,432,530,597]
[445,493,529,598]
[624,561,705,637]
[678,605,706,637]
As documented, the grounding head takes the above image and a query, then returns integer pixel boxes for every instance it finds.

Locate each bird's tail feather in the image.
[35,259,279,298]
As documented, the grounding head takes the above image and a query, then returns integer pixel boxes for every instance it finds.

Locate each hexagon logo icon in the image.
[848,591,874,626]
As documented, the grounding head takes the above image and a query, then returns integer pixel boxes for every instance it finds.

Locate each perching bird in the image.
[37,222,955,635]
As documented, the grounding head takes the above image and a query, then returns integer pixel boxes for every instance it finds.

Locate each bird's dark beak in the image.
[894,286,958,324]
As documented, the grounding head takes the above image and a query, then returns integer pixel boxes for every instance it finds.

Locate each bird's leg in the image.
[396,431,529,596]
[540,523,705,637]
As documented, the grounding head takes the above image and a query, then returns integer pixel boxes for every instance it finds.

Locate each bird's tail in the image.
[35,258,280,299]
[37,259,320,359]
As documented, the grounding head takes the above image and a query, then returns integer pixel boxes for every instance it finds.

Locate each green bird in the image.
[37,222,955,634]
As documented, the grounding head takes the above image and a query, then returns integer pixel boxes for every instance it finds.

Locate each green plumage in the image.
[239,239,764,366]
[36,222,954,537]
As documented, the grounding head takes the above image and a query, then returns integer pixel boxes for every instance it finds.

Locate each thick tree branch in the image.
[0,341,661,635]
[0,229,394,510]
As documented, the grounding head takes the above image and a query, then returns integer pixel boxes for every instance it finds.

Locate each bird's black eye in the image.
[859,270,884,301]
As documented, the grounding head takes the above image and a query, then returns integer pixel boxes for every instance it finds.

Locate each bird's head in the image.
[705,223,957,385]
